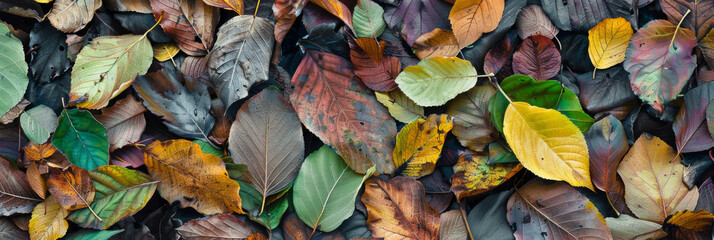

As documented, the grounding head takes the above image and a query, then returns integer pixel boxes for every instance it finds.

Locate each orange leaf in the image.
[202,0,243,14]
[412,28,460,59]
[47,165,95,211]
[308,0,353,29]
[450,152,522,200]
[350,38,400,92]
[449,0,504,48]
[144,139,244,215]
[664,210,714,240]
[393,114,453,178]
[23,142,56,162]
[26,162,47,199]
[361,176,440,239]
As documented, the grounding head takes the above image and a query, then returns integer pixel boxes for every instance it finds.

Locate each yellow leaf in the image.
[503,102,594,190]
[29,197,68,240]
[618,134,699,223]
[202,0,243,14]
[588,17,633,70]
[449,0,504,48]
[144,139,244,215]
[35,0,53,3]
[152,42,180,62]
[664,210,714,239]
[393,114,453,177]
[450,153,522,200]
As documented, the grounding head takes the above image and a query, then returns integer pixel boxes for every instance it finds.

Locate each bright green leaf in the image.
[238,181,289,230]
[0,24,29,116]
[353,0,385,38]
[63,229,124,240]
[194,140,222,157]
[293,145,375,232]
[395,57,481,107]
[52,109,109,170]
[20,105,58,143]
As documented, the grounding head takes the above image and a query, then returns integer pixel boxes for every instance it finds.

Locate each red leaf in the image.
[149,0,218,56]
[512,34,561,81]
[349,38,400,92]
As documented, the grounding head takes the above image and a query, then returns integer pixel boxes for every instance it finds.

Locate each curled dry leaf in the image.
[516,5,558,39]
[445,84,497,152]
[176,214,252,239]
[449,0,504,48]
[393,114,452,178]
[0,99,29,124]
[618,133,700,223]
[412,28,460,60]
[144,139,243,215]
[512,34,561,81]
[361,176,440,240]
[149,0,218,56]
[47,0,101,33]
[94,95,147,152]
[450,153,522,200]
[47,165,95,211]
[507,179,612,240]
[29,197,68,240]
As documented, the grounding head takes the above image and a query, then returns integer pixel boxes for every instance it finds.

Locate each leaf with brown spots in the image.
[393,114,453,178]
[450,152,522,200]
[47,165,95,211]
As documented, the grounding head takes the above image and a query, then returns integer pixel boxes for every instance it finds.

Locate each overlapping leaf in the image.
[29,197,68,240]
[176,214,252,239]
[0,23,28,117]
[383,0,451,46]
[661,0,714,40]
[0,158,40,216]
[588,17,633,71]
[446,84,497,152]
[94,95,146,151]
[663,210,714,239]
[395,57,482,107]
[673,82,714,153]
[353,0,384,38]
[52,109,109,170]
[375,90,424,123]
[516,5,558,39]
[202,0,243,14]
[450,153,522,200]
[412,29,460,59]
[20,105,58,144]
[512,34,561,80]
[349,38,400,92]
[47,0,101,33]
[393,114,452,178]
[449,0,504,48]
[47,165,95,211]
[149,0,217,56]
[585,116,629,197]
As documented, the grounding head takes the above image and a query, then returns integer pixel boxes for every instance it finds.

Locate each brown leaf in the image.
[181,56,210,87]
[445,84,497,152]
[105,0,152,13]
[0,99,29,124]
[512,34,561,80]
[483,33,517,76]
[439,210,467,240]
[94,95,147,152]
[412,28,460,59]
[507,179,613,239]
[450,152,522,200]
[150,0,218,56]
[202,0,243,14]
[47,165,95,211]
[349,38,400,92]
[308,0,353,29]
[176,214,252,239]
[0,158,41,216]
[664,210,714,239]
[208,99,231,145]
[273,0,308,44]
[47,0,102,33]
[144,139,243,215]
[449,0,504,48]
[361,176,440,239]
[661,0,714,40]
[23,143,56,163]
[26,162,46,200]
[516,5,559,39]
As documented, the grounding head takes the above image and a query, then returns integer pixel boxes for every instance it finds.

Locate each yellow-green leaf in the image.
[450,153,522,200]
[29,197,68,240]
[152,42,180,62]
[375,90,424,123]
[393,114,453,178]
[503,102,594,190]
[588,17,633,70]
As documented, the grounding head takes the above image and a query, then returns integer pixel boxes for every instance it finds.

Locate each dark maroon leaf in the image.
[483,32,518,76]
[673,82,714,153]
[383,0,451,46]
[419,171,453,213]
[348,38,400,92]
[461,0,525,70]
[512,34,561,81]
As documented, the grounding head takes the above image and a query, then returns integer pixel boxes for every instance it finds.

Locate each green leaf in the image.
[0,23,29,116]
[489,75,594,132]
[353,0,385,38]
[63,229,124,240]
[395,57,481,107]
[20,105,58,144]
[52,109,109,170]
[67,165,158,230]
[375,90,425,123]
[487,142,518,165]
[238,181,289,230]
[70,34,153,109]
[194,140,222,157]
[293,145,375,232]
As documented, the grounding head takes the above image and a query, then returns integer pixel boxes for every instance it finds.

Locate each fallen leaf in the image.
[0,0,43,20]
[105,0,152,13]
[63,229,124,240]
[26,161,47,199]
[293,145,374,232]
[503,102,594,190]
[445,84,497,152]
[29,197,68,240]
[702,29,714,67]
[0,23,28,117]
[52,109,109,170]
[487,141,517,164]
[412,28,460,59]
[94,95,146,152]
[308,0,353,29]
[697,178,714,213]
[228,88,304,212]
[512,34,561,81]
[70,34,153,109]
[663,210,714,239]
[28,22,70,88]
[618,133,699,223]
[181,56,209,85]
[0,158,41,216]
[0,218,28,239]
[238,180,289,229]
[375,90,424,123]
[47,0,101,33]
[516,5,558,39]
[588,17,633,71]
[383,0,450,46]
[540,0,633,32]
[507,179,612,239]
[289,50,397,174]
[661,0,714,40]
[144,139,243,215]
[449,0,504,48]
[149,0,217,56]
[352,0,385,38]
[450,152,522,200]
[152,42,180,62]
[361,176,440,239]
[483,31,518,76]
[673,82,714,153]
[395,56,482,107]
[176,214,252,239]
[208,15,274,110]
[20,105,58,144]
[576,66,638,113]
[47,165,95,211]
[624,20,697,113]
[66,165,158,229]
[0,99,29,124]
[439,210,467,240]
[349,38,400,92]
[585,115,629,196]
[273,0,307,44]
[394,114,452,178]
[202,0,243,14]
[606,214,666,240]
[468,190,514,240]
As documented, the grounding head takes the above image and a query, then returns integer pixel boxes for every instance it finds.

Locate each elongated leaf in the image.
[0,158,40,216]
[450,153,522,200]
[395,56,481,107]
[0,23,28,116]
[134,69,215,141]
[208,16,273,109]
[20,105,58,144]
[624,20,697,113]
[94,95,146,151]
[449,0,504,48]
[0,218,28,239]
[673,82,714,153]
[516,5,558,39]
[47,0,101,33]
[588,17,633,70]
[490,75,594,132]
[349,38,400,92]
[70,34,153,109]
[149,0,217,56]
[228,88,304,211]
[294,146,374,232]
[383,0,450,46]
[29,197,68,240]
[512,34,561,81]
[361,176,440,239]
[144,140,243,215]
[468,190,515,240]
[619,134,700,223]
[661,0,714,40]
[289,50,397,174]
[507,179,612,239]
[394,114,452,178]
[176,214,252,239]
[585,116,629,195]
[375,90,424,123]
[67,165,157,229]
[503,102,594,190]
[606,214,666,240]
[353,0,384,38]
[412,28,460,60]
[63,229,124,240]
[445,84,497,152]
[52,109,109,170]
[47,165,95,211]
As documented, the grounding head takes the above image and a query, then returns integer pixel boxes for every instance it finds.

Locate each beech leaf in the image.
[395,56,483,107]
[20,105,58,144]
[52,109,109,170]
[0,23,28,117]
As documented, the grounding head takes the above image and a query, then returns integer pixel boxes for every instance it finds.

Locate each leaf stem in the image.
[254,0,261,16]
[669,9,691,51]
[489,76,513,103]
[458,200,475,240]
[63,174,102,222]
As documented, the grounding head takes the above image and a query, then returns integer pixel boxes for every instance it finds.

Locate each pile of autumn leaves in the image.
[3,0,714,239]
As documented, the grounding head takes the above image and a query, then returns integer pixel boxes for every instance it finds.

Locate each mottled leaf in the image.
[450,152,522,200]
[47,165,95,211]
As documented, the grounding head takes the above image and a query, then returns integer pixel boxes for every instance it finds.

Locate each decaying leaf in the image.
[47,0,101,33]
[450,153,522,200]
[349,38,400,92]
[47,165,95,211]
[393,114,453,178]
[149,0,217,56]
[439,210,467,240]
